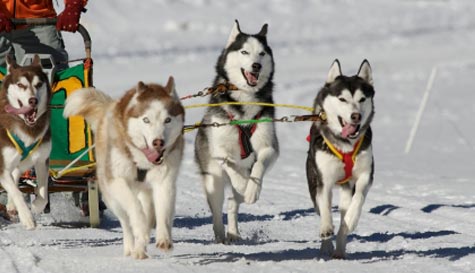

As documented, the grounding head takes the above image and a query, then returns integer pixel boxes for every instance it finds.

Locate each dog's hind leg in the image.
[0,173,35,229]
[32,159,49,214]
[334,183,353,259]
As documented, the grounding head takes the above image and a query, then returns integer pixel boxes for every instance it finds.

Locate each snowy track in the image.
[1,0,475,272]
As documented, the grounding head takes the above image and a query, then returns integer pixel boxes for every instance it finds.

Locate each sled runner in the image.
[0,19,100,227]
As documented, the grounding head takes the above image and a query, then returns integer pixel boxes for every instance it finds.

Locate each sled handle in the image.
[11,18,92,59]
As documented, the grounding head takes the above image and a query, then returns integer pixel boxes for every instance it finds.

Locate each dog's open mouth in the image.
[24,108,38,126]
[241,68,259,87]
[338,116,361,139]
[141,147,165,165]
[4,104,39,126]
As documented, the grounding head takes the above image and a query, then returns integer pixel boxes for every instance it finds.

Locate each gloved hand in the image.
[56,1,84,32]
[0,12,12,33]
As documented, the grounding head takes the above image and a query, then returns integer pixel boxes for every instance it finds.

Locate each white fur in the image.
[323,89,373,150]
[64,82,184,259]
[224,37,273,92]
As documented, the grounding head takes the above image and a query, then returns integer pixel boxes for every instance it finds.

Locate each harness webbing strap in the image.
[6,129,43,161]
[323,135,365,184]
[137,168,148,182]
[228,112,262,159]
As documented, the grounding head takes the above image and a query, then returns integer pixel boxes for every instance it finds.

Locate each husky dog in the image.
[195,20,279,243]
[306,59,375,258]
[64,77,184,259]
[0,55,51,229]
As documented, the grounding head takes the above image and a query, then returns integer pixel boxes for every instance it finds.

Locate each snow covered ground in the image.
[1,0,474,272]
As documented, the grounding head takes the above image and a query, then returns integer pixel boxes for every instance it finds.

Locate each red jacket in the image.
[0,0,87,19]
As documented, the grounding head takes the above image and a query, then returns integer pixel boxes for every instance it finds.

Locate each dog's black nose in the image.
[153,138,164,149]
[252,63,262,72]
[29,97,38,107]
[351,113,361,123]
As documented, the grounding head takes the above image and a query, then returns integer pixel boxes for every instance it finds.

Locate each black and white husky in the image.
[306,59,375,258]
[194,20,279,243]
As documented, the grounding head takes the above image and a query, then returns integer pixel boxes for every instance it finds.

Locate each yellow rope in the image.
[184,102,314,113]
[49,162,96,179]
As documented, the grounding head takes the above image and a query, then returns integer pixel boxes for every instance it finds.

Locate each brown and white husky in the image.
[64,77,184,259]
[0,55,52,230]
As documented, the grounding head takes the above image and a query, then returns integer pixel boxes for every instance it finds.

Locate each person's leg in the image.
[0,33,14,68]
[11,25,68,70]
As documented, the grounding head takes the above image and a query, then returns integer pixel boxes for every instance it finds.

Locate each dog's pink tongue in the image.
[4,104,33,115]
[341,124,357,138]
[245,71,258,85]
[141,148,161,163]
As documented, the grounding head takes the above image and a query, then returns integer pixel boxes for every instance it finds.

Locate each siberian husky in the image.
[0,55,51,229]
[194,20,279,243]
[64,77,184,259]
[306,59,375,258]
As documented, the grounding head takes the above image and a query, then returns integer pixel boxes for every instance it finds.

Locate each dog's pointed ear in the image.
[137,81,146,93]
[166,76,180,101]
[257,23,268,37]
[32,54,41,67]
[226,20,241,48]
[326,59,342,84]
[6,55,19,73]
[357,59,373,86]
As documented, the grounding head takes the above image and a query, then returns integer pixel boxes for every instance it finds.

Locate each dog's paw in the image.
[20,215,36,230]
[244,178,261,204]
[31,198,48,214]
[332,251,346,260]
[132,249,148,260]
[156,239,173,251]
[320,224,334,240]
[226,232,241,243]
[5,208,19,222]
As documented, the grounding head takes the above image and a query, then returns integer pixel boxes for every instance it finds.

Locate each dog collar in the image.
[323,135,365,184]
[6,129,43,161]
[228,111,262,159]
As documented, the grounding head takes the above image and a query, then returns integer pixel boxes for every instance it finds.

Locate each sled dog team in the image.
[0,20,375,260]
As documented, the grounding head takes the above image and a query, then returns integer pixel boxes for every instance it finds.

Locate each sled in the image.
[0,19,100,227]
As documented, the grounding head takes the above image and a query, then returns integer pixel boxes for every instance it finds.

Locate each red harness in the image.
[228,112,261,159]
[307,133,364,184]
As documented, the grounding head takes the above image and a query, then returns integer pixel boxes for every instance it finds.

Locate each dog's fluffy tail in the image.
[63,88,113,132]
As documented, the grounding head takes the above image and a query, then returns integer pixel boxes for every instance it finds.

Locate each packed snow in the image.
[1,0,474,272]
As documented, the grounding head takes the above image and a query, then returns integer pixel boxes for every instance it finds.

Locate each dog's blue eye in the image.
[164,117,171,124]
[241,50,249,55]
[359,97,366,103]
[259,52,266,56]
[143,117,150,124]
[339,98,347,103]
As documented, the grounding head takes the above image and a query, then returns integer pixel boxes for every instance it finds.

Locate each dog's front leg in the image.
[244,145,278,204]
[343,172,372,233]
[6,168,21,216]
[31,159,49,214]
[0,172,35,229]
[334,183,354,259]
[149,167,177,251]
